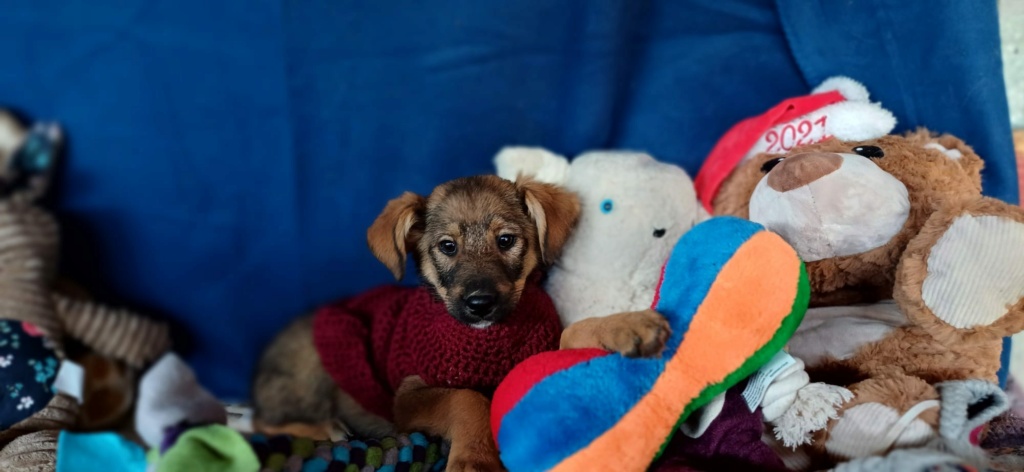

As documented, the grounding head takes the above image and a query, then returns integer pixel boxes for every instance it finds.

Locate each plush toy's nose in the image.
[767,152,842,192]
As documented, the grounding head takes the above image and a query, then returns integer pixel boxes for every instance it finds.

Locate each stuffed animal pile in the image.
[491,216,809,472]
[701,77,1024,469]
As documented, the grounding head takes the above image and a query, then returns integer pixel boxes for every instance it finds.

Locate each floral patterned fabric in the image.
[0,319,57,428]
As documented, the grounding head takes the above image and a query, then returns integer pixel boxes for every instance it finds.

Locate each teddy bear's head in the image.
[714,130,983,304]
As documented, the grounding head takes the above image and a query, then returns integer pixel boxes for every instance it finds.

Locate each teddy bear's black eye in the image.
[760,157,784,174]
[853,146,884,158]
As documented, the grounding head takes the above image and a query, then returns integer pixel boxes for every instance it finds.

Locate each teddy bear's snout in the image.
[766,152,843,192]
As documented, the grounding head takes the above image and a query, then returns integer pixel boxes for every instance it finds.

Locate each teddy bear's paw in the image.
[824,401,938,460]
[823,375,940,461]
[773,383,853,448]
[896,198,1024,339]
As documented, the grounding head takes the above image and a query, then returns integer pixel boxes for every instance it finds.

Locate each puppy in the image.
[252,174,580,471]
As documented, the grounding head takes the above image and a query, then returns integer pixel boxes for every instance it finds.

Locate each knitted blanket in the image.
[248,432,448,472]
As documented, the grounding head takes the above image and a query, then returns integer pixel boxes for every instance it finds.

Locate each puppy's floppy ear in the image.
[516,178,580,264]
[367,192,426,280]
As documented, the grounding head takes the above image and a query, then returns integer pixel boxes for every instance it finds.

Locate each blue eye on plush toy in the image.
[600,199,613,214]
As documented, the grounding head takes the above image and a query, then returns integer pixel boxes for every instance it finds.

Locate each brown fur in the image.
[560,309,671,357]
[252,174,580,471]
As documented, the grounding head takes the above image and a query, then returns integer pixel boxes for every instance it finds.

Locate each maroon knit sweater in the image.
[312,281,562,420]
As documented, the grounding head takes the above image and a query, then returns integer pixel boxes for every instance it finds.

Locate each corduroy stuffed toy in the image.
[710,129,1024,469]
[0,110,171,471]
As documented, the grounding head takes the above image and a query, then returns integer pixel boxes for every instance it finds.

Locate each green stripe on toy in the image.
[659,261,809,458]
[492,217,809,472]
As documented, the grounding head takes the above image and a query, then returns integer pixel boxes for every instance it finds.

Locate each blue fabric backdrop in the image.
[0,0,1015,399]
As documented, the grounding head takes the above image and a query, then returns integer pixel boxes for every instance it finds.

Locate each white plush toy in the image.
[496,147,851,450]
[495,148,706,327]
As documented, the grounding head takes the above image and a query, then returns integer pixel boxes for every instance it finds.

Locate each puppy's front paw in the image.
[447,439,505,472]
[561,309,671,357]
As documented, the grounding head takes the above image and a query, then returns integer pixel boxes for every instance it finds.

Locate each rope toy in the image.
[248,432,448,472]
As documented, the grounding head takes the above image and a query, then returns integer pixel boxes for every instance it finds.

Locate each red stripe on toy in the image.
[491,348,609,444]
[650,261,669,310]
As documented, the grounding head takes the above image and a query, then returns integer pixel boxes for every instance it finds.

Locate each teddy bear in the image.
[0,109,172,471]
[494,147,852,467]
[710,128,1024,468]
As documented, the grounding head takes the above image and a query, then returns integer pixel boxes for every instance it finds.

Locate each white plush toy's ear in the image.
[494,146,571,185]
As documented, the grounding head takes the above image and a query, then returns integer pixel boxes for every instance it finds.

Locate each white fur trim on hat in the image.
[812,76,871,102]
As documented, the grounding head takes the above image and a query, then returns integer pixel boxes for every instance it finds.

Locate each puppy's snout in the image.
[464,291,497,317]
[653,228,666,238]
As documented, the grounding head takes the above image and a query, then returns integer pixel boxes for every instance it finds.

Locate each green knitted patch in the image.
[292,437,315,458]
[367,446,383,467]
[426,443,440,464]
[267,452,287,471]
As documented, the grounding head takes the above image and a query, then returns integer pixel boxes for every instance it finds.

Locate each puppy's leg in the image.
[560,308,671,357]
[394,376,504,472]
[251,315,392,439]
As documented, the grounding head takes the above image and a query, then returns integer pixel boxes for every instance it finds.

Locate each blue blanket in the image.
[0,0,1015,399]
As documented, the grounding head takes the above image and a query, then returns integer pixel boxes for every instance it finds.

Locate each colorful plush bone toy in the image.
[490,217,809,472]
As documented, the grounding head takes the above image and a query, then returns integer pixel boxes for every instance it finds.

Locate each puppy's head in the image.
[368,175,579,327]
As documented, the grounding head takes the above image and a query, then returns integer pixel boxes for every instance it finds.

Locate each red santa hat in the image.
[694,76,897,212]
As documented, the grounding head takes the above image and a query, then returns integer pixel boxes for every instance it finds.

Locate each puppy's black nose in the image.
[653,228,666,238]
[465,292,497,316]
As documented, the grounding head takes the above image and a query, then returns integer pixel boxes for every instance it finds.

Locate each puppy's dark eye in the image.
[438,240,457,256]
[853,146,884,158]
[497,234,516,250]
[760,157,784,173]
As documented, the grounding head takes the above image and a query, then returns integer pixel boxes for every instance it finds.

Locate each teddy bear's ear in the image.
[494,146,570,185]
[905,129,984,190]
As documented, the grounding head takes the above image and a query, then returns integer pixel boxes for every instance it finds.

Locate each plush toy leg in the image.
[895,197,1024,352]
[820,374,939,462]
[54,295,171,368]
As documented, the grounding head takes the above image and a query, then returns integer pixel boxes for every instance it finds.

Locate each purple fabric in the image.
[159,422,192,454]
[650,384,785,472]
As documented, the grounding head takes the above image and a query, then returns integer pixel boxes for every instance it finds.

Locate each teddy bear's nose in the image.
[766,152,843,192]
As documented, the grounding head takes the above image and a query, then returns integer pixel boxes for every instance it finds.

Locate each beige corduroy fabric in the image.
[0,114,172,472]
